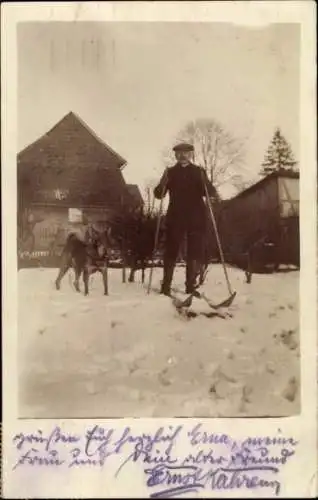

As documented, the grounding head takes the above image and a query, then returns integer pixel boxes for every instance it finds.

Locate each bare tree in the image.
[163,118,247,190]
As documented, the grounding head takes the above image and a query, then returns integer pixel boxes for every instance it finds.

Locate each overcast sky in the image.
[18,22,299,198]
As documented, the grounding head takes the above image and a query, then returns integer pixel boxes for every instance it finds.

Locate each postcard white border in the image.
[1,2,317,498]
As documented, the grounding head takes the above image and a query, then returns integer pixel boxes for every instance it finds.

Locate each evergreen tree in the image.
[261,128,297,176]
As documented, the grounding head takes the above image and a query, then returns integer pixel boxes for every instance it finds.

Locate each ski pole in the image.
[147,172,168,294]
[202,174,234,296]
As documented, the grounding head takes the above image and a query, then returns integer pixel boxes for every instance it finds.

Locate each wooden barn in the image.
[17,111,143,262]
[214,170,300,271]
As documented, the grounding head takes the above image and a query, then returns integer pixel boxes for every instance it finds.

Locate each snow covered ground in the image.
[18,265,300,418]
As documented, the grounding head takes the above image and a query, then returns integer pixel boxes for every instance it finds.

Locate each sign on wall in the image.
[68,208,83,223]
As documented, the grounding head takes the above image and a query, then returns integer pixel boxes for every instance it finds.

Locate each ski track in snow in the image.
[18,266,300,418]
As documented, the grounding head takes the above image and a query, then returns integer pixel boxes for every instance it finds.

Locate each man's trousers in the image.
[161,223,205,293]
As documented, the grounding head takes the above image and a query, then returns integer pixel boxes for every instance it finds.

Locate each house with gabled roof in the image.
[18,111,143,255]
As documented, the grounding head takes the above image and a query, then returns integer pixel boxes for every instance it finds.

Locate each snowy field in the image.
[18,265,300,418]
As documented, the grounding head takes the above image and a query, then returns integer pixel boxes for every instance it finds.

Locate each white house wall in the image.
[278,177,299,217]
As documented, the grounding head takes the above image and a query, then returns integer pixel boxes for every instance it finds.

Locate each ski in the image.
[199,290,236,309]
[174,306,228,320]
[146,284,235,316]
[171,286,236,311]
[146,285,231,319]
[170,291,230,320]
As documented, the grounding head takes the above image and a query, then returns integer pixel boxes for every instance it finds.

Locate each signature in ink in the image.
[144,464,282,498]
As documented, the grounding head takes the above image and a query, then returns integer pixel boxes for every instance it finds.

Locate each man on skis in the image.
[154,142,218,296]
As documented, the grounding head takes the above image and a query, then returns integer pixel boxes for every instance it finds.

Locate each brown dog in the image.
[55,227,109,295]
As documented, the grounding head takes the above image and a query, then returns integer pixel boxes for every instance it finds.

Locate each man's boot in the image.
[160,260,175,296]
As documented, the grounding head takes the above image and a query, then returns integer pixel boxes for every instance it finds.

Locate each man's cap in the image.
[173,142,194,152]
